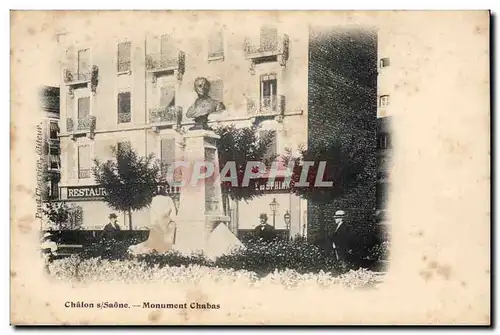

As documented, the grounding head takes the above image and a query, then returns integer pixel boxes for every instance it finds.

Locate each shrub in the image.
[81,236,145,260]
[71,236,363,276]
[48,257,379,289]
[214,237,351,276]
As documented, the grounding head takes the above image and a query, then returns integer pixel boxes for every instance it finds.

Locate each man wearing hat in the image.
[253,213,276,242]
[103,213,121,233]
[330,209,354,262]
[40,231,58,274]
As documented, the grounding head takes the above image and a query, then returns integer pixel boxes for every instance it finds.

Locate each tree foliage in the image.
[92,145,161,229]
[214,124,276,207]
[42,202,83,230]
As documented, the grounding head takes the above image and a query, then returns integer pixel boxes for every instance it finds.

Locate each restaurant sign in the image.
[67,186,108,199]
[65,184,182,200]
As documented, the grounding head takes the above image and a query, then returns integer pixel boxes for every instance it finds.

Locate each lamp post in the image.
[284,210,291,240]
[269,198,279,228]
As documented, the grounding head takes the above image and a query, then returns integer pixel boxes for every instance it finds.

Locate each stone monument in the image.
[173,77,243,258]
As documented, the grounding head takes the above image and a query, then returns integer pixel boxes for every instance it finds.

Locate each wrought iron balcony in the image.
[118,112,131,124]
[243,34,289,62]
[246,95,285,116]
[78,169,91,179]
[64,65,99,96]
[149,106,183,126]
[66,115,96,140]
[145,51,185,81]
[63,69,91,84]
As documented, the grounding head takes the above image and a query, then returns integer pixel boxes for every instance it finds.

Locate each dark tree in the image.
[92,145,161,230]
[282,139,368,252]
[214,124,276,215]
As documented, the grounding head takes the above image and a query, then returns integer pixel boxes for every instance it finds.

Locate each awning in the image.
[50,155,61,165]
[49,122,60,133]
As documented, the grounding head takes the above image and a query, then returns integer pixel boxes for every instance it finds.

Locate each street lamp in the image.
[283,210,291,240]
[269,198,279,228]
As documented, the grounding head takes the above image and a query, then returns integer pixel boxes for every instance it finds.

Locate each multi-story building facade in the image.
[39,85,61,201]
[57,22,309,235]
[376,26,394,220]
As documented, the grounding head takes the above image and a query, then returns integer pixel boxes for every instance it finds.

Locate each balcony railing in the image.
[48,138,60,146]
[64,65,99,96]
[78,169,91,179]
[66,116,96,139]
[208,50,224,60]
[146,51,185,72]
[246,95,285,116]
[63,69,91,84]
[149,106,183,125]
[118,112,131,124]
[243,34,289,60]
[77,115,96,131]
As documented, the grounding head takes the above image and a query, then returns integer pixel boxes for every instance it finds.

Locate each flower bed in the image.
[48,256,381,289]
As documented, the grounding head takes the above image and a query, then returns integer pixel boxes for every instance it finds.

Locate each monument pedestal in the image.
[173,130,241,257]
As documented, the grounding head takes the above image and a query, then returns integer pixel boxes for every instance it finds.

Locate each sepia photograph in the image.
[10,10,490,325]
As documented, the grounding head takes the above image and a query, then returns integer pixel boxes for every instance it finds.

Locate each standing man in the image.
[40,232,58,274]
[331,210,354,262]
[103,213,121,233]
[254,213,276,242]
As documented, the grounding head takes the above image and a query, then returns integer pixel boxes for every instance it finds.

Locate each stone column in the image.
[173,129,231,255]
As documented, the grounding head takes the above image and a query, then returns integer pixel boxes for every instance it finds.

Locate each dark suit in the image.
[331,222,355,261]
[254,224,276,241]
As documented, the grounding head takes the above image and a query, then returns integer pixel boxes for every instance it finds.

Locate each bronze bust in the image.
[186,77,226,130]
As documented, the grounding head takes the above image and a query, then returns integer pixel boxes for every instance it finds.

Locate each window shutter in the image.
[209,79,223,101]
[260,25,278,49]
[65,46,76,71]
[160,85,175,107]
[78,49,90,73]
[78,145,91,179]
[160,34,175,59]
[118,92,131,114]
[117,42,131,72]
[77,97,90,119]
[161,138,176,167]
[208,29,224,58]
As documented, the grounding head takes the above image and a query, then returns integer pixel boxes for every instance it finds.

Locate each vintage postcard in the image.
[10,10,490,325]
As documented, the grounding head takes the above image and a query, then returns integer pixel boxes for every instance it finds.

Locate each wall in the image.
[307,26,378,241]
[56,19,310,230]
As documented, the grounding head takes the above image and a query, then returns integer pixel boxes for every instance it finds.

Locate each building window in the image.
[260,25,278,51]
[117,42,131,73]
[160,34,177,60]
[49,154,61,170]
[49,180,59,199]
[160,138,176,174]
[117,141,131,153]
[380,57,390,68]
[159,85,176,108]
[78,145,91,179]
[77,48,90,74]
[208,79,224,101]
[78,97,90,119]
[118,92,131,123]
[208,29,224,60]
[49,121,59,140]
[379,95,390,108]
[259,129,277,162]
[260,74,278,111]
[378,133,391,149]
